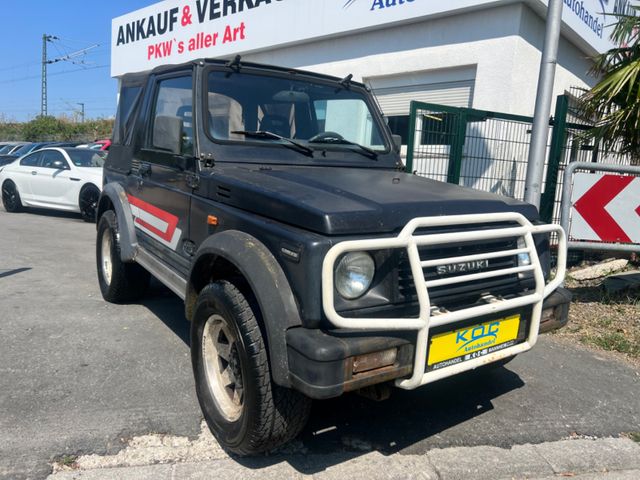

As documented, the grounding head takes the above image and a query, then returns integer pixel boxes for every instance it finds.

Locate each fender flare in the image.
[188,230,301,387]
[97,183,138,262]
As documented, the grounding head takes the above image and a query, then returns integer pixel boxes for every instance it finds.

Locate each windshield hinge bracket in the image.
[187,173,200,190]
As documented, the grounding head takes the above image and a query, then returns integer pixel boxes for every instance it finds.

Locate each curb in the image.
[47,437,640,480]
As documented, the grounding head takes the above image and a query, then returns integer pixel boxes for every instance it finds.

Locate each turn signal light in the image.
[207,215,219,226]
[352,348,398,374]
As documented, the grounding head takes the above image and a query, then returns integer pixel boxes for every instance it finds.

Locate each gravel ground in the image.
[555,264,640,368]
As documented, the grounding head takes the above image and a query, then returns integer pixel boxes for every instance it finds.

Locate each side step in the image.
[135,247,187,300]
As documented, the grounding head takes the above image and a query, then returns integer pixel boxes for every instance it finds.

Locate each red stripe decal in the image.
[127,195,179,243]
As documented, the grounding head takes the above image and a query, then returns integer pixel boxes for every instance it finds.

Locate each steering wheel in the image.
[308,131,345,143]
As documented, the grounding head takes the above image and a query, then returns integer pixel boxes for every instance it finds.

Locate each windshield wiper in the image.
[231,130,314,157]
[308,137,378,159]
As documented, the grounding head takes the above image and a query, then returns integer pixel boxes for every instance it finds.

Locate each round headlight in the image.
[335,252,375,300]
[517,238,531,266]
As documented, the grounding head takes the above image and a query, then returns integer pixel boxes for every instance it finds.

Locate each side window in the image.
[151,75,193,156]
[41,151,69,170]
[20,152,42,167]
[114,85,142,145]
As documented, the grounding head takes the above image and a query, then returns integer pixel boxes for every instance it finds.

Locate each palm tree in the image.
[580,7,640,162]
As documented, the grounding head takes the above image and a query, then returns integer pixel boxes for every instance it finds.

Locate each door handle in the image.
[31,171,37,175]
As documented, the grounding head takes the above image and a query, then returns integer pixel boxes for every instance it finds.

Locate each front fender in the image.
[188,230,302,387]
[97,183,138,262]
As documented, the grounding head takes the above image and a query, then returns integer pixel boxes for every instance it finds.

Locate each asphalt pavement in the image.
[0,207,639,480]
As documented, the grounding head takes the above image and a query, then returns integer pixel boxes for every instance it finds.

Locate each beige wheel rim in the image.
[202,314,244,422]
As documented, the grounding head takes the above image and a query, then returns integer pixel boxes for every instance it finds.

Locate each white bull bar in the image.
[321,213,567,390]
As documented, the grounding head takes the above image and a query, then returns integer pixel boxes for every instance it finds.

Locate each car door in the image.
[30,150,76,207]
[10,151,43,203]
[127,72,196,277]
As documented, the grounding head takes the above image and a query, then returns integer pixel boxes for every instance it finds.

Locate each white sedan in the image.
[0,147,106,222]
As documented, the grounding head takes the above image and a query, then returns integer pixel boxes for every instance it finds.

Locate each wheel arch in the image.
[187,230,302,388]
[1,177,18,190]
[79,182,101,196]
[96,182,139,262]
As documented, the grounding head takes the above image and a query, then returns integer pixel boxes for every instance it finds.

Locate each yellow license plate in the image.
[427,314,521,368]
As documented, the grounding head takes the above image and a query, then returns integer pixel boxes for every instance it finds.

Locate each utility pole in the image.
[41,34,94,118]
[524,0,563,208]
[41,34,47,117]
[41,34,58,117]
[77,102,85,123]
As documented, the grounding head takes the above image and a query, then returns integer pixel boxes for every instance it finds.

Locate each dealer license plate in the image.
[427,314,521,371]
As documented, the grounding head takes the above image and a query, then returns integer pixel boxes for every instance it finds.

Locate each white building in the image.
[113,0,632,119]
[111,0,635,202]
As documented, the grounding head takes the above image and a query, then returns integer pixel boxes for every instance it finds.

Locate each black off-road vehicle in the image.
[96,59,570,455]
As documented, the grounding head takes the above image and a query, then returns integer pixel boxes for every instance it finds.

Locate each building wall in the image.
[244,2,596,117]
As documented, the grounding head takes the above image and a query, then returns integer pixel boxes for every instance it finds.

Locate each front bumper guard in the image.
[321,213,567,390]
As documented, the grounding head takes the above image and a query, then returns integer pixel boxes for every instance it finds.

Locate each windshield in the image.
[206,70,387,153]
[67,149,106,167]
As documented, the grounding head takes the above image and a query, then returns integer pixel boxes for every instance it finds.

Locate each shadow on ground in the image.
[10,207,85,222]
[567,284,640,304]
[232,365,524,474]
[140,279,191,346]
[136,281,526,475]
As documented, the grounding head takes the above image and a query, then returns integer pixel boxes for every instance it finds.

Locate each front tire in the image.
[2,180,23,213]
[96,210,150,303]
[191,281,311,456]
[80,185,100,223]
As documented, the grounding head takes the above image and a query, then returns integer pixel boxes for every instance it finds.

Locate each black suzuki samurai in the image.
[96,58,570,455]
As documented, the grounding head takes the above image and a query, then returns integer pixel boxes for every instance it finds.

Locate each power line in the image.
[41,34,103,116]
[0,48,108,77]
[0,65,109,85]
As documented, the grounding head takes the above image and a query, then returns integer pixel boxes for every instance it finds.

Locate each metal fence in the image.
[405,96,631,227]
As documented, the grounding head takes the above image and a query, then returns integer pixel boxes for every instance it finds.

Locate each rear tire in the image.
[2,180,23,213]
[80,185,100,223]
[96,210,150,303]
[191,281,311,456]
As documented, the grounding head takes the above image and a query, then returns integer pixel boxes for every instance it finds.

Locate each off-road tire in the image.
[96,210,150,303]
[2,180,23,213]
[79,185,100,223]
[191,281,312,456]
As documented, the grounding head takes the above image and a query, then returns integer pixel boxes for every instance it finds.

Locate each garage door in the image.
[366,67,476,116]
[373,80,474,115]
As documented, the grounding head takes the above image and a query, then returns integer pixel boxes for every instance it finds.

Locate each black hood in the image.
[200,165,539,235]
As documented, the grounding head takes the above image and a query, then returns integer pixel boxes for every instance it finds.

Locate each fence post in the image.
[447,111,466,184]
[540,94,569,223]
[405,101,418,174]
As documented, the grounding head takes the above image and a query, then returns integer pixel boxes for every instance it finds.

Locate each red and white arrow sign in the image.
[570,173,640,244]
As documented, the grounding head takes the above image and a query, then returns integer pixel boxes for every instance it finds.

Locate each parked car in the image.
[9,142,54,157]
[0,142,27,154]
[48,142,82,148]
[96,59,570,455]
[0,156,19,168]
[0,147,106,222]
[92,139,111,151]
[0,142,53,165]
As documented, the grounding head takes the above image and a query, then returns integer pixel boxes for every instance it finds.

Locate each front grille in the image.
[397,236,526,309]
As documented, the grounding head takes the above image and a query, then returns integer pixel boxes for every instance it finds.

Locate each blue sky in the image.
[0,1,154,122]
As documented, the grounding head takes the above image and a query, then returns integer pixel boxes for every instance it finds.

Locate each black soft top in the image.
[120,58,368,90]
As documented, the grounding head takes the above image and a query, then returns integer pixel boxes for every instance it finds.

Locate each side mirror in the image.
[52,159,68,170]
[153,115,183,155]
[392,134,403,154]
